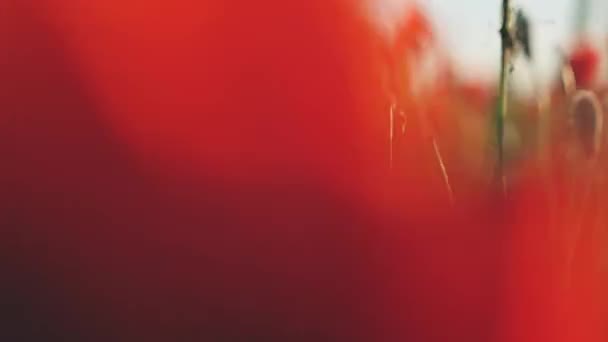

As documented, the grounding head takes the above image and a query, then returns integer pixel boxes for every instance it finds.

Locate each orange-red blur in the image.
[1,1,606,341]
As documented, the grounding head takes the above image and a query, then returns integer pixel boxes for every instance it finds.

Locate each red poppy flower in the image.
[569,42,600,88]
[0,1,458,341]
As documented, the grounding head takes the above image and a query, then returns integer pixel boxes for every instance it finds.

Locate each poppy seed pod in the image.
[569,89,604,159]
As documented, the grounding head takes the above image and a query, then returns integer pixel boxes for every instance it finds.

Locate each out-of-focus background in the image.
[376,0,607,91]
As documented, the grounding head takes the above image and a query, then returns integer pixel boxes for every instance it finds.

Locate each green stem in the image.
[496,0,512,193]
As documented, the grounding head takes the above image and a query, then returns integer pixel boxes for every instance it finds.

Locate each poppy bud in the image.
[515,9,532,59]
[569,43,600,88]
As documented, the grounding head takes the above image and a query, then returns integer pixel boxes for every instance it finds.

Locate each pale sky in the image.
[419,0,608,90]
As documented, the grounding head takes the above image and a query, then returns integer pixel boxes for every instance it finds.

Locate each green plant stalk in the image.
[573,0,591,37]
[496,0,512,193]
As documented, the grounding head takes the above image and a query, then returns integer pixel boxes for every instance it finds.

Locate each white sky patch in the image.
[364,0,413,41]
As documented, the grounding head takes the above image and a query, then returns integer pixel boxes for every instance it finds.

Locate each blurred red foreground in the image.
[1,0,607,341]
